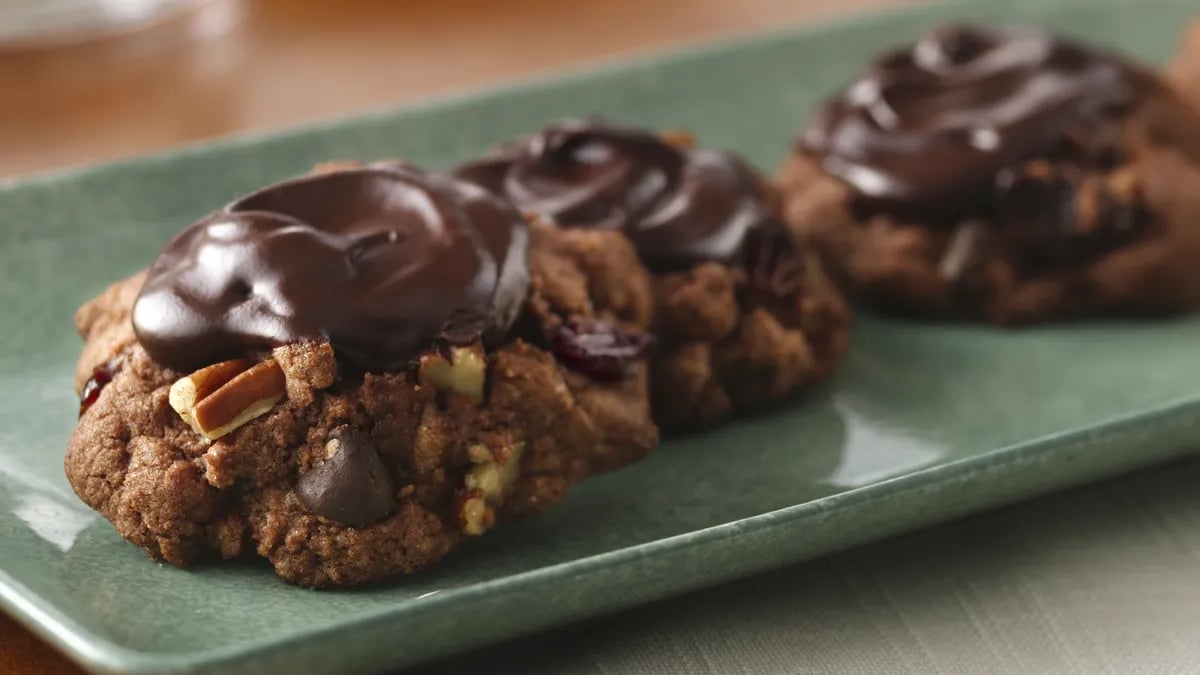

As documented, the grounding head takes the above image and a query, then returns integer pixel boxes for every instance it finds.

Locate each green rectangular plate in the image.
[3,1,1199,673]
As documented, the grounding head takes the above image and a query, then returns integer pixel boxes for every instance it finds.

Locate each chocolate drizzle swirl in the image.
[132,164,530,372]
[454,119,773,272]
[800,24,1145,212]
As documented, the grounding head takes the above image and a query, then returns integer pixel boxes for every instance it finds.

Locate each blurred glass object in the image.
[0,0,243,176]
[0,0,221,48]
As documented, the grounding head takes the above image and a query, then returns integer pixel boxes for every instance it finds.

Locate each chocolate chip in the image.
[78,358,121,417]
[550,320,653,381]
[296,426,395,526]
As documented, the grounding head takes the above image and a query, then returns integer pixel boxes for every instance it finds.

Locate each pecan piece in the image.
[169,359,286,440]
[417,344,487,404]
[459,440,526,536]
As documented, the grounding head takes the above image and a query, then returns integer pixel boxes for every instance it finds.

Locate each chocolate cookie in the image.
[1171,19,1200,105]
[66,163,658,587]
[453,120,851,431]
[779,24,1200,324]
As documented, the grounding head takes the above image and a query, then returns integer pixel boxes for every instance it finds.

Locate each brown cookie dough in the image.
[1170,19,1200,106]
[453,120,851,430]
[780,24,1200,324]
[65,166,657,587]
[649,233,850,429]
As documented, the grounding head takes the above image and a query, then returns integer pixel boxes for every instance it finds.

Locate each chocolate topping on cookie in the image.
[454,119,772,272]
[800,24,1144,209]
[132,165,530,372]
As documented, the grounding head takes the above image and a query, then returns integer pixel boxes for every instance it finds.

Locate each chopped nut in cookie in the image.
[458,489,494,536]
[459,440,526,536]
[418,343,487,404]
[169,359,286,441]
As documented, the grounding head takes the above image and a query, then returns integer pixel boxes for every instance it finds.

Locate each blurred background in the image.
[0,0,899,178]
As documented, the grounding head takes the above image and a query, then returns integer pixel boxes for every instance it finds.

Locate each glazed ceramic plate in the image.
[3,1,1200,673]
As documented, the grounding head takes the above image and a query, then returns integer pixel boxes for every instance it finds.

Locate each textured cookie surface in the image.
[649,235,850,430]
[1171,20,1200,106]
[781,24,1200,324]
[66,219,657,588]
[454,119,852,430]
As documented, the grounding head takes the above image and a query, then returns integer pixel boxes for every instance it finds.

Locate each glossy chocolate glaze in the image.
[800,24,1144,210]
[133,164,529,372]
[454,119,772,272]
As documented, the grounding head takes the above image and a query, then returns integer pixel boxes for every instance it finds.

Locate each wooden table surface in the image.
[0,0,896,672]
[0,0,895,179]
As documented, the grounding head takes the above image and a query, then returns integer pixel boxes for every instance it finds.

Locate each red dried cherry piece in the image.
[550,320,652,381]
[79,358,121,417]
[741,221,806,305]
